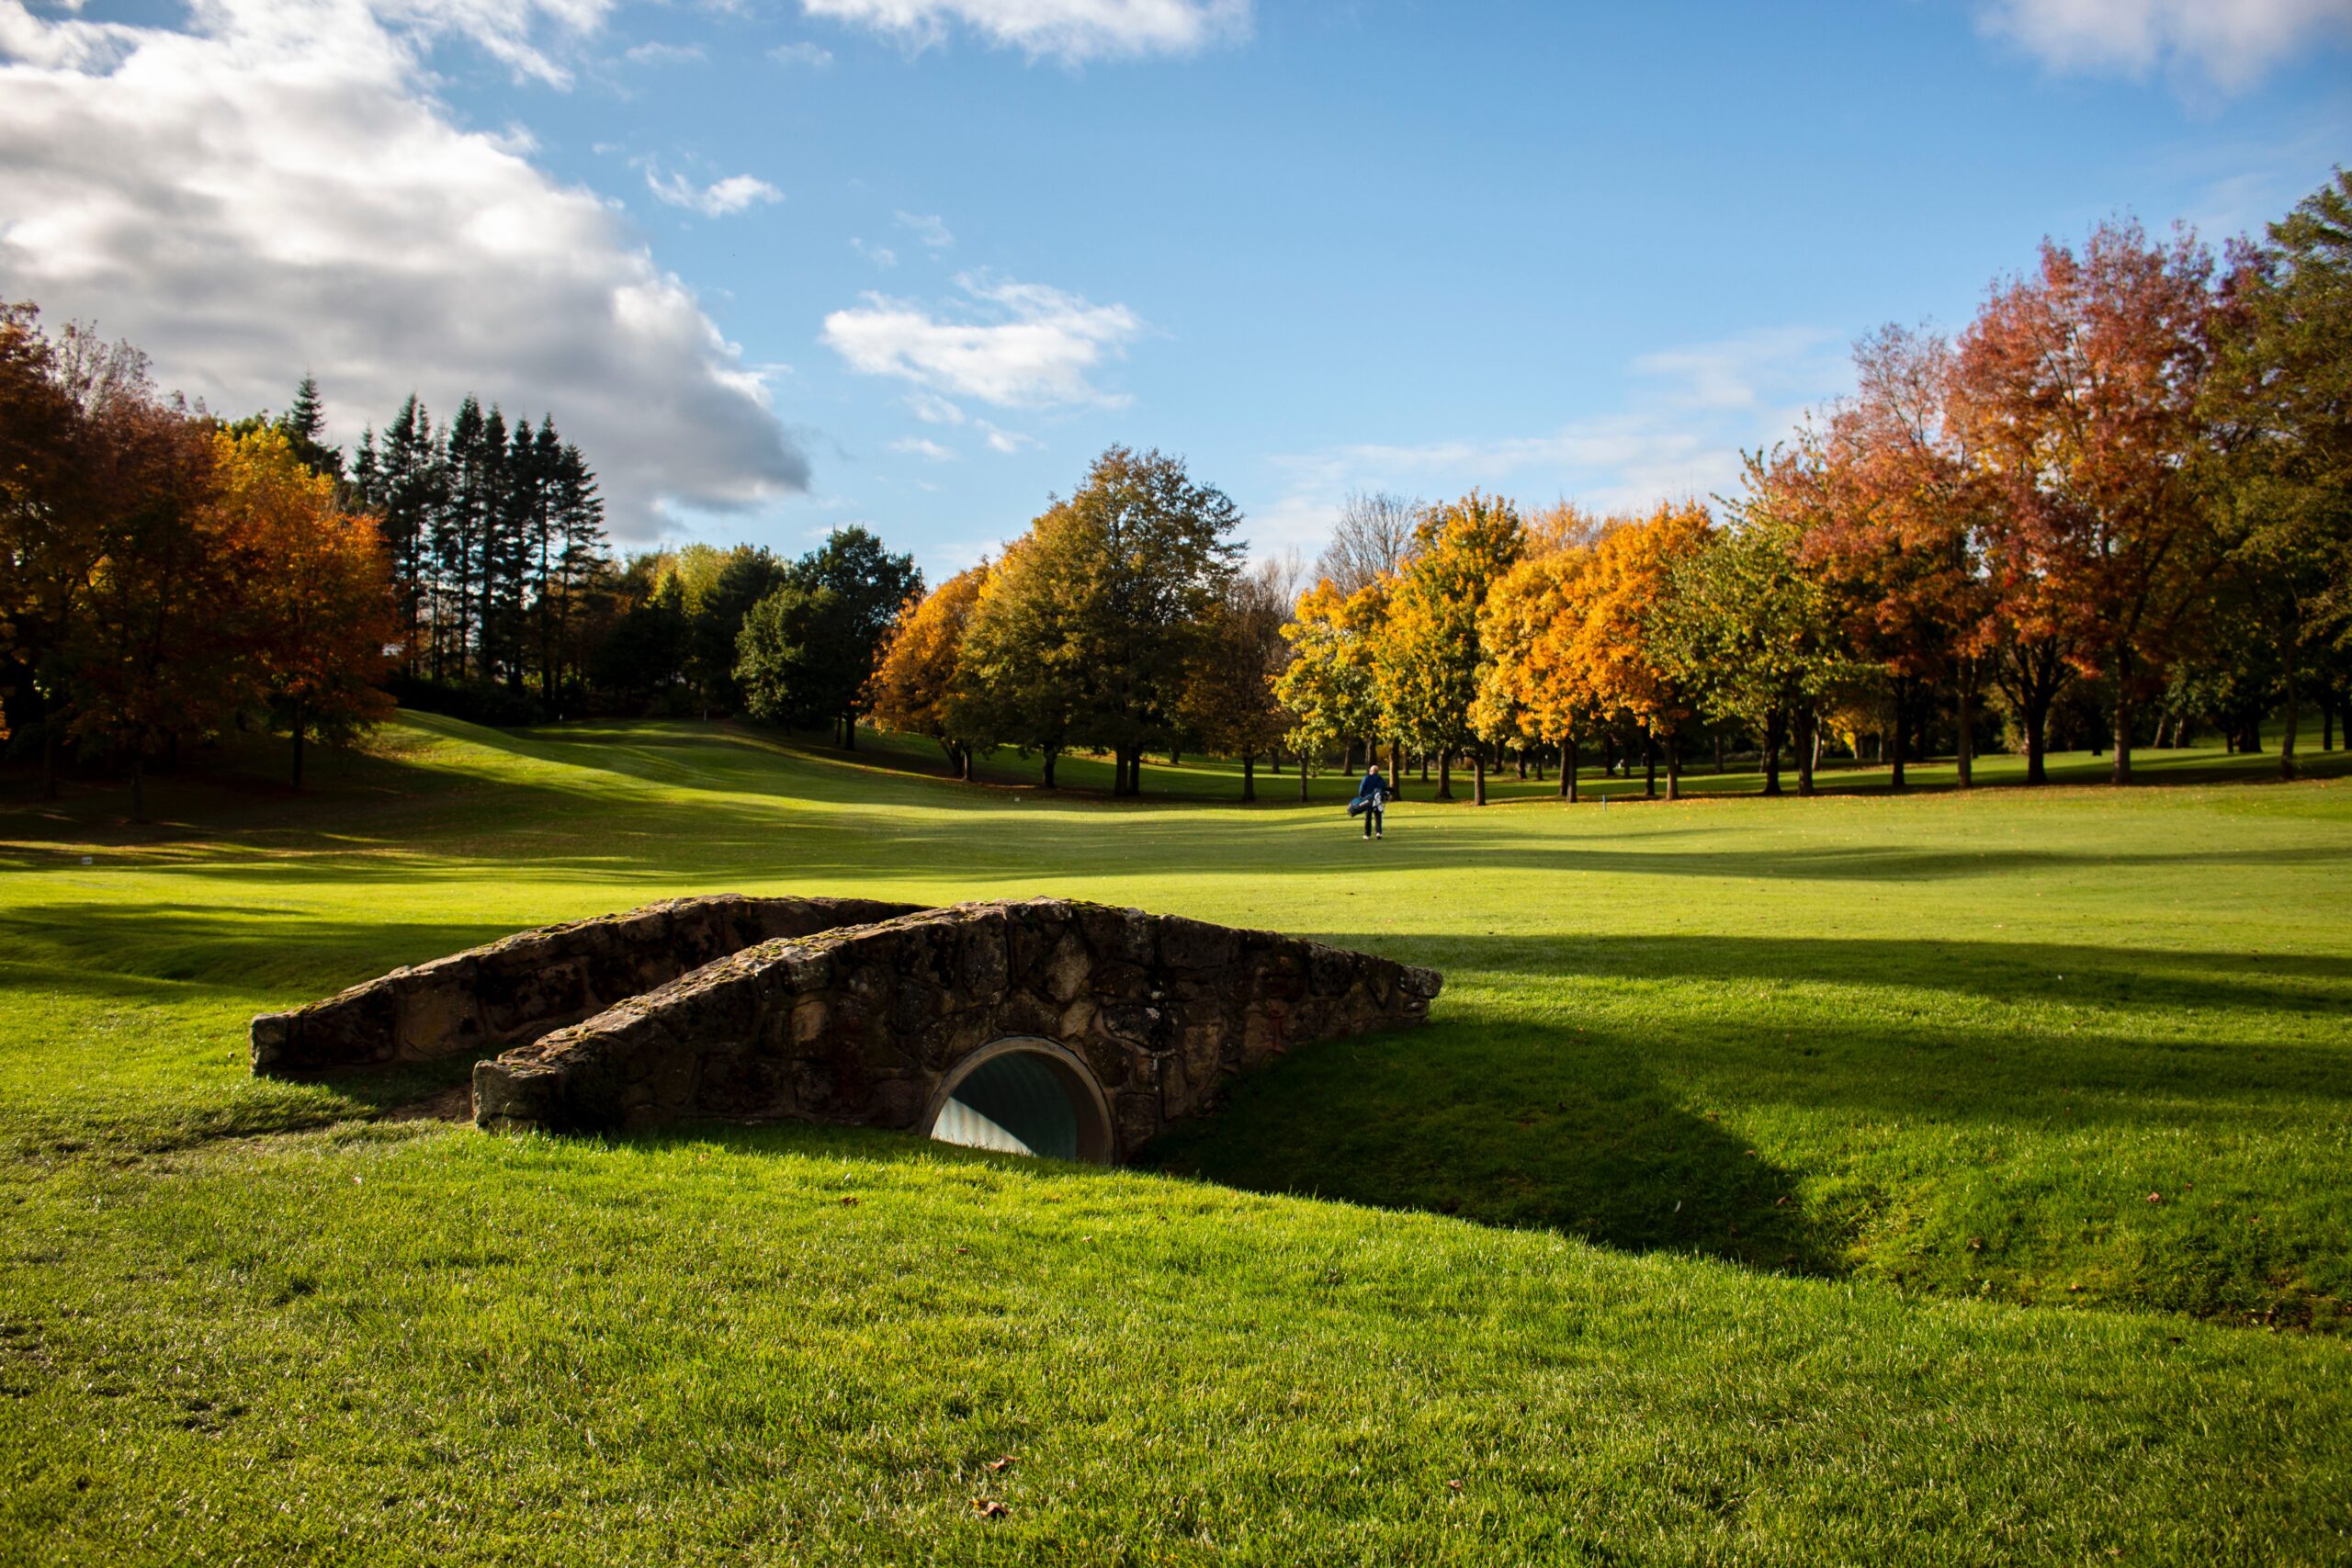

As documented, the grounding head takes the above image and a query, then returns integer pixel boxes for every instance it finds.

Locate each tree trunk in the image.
[1435,749,1453,800]
[1890,684,1909,792]
[842,716,857,751]
[1242,754,1256,803]
[1796,707,1817,797]
[2111,638,2133,786]
[2279,663,2300,781]
[1714,733,1724,774]
[1642,728,1657,799]
[290,696,307,790]
[1562,734,1578,801]
[1298,760,1309,802]
[1763,707,1783,797]
[1515,750,1526,781]
[40,696,62,800]
[1419,751,1429,783]
[1472,749,1487,806]
[1042,750,1057,789]
[1665,731,1681,802]
[1956,665,1976,789]
[1388,740,1403,786]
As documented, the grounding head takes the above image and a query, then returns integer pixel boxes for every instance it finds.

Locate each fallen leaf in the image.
[1446,1479,1463,1492]
[840,1196,860,1207]
[972,1498,1007,1518]
[986,1455,1014,1472]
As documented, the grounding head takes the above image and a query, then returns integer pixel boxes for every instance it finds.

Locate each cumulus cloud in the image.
[770,39,835,66]
[799,0,1249,62]
[890,435,956,460]
[0,0,808,538]
[646,166,785,215]
[1978,0,2352,89]
[821,274,1146,408]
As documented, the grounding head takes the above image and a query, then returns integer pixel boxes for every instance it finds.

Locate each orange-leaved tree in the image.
[868,563,991,780]
[1476,520,1607,800]
[1372,491,1524,802]
[1560,501,1713,800]
[1952,219,2218,785]
[214,426,397,787]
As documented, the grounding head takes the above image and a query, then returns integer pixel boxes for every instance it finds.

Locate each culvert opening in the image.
[924,1037,1114,1164]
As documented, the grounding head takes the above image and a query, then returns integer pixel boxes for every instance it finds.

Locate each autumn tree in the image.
[1801,327,1998,789]
[1954,219,2219,785]
[62,401,227,820]
[868,564,990,779]
[1373,491,1524,802]
[1564,502,1713,800]
[212,427,396,786]
[1476,526,1600,799]
[1274,578,1386,800]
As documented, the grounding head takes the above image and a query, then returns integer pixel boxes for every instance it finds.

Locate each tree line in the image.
[0,297,946,807]
[0,308,395,816]
[868,173,2349,800]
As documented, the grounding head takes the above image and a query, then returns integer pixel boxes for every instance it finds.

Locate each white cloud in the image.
[1255,326,1852,558]
[907,391,965,423]
[0,0,808,539]
[894,209,954,248]
[625,39,706,64]
[800,0,1248,62]
[769,39,835,66]
[890,435,956,460]
[821,274,1146,408]
[850,236,899,266]
[1978,0,2352,89]
[646,166,785,216]
[977,419,1034,453]
[1631,326,1841,412]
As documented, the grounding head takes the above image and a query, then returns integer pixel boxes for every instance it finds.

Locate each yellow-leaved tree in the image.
[1475,517,1608,800]
[1372,491,1524,802]
[1273,577,1387,800]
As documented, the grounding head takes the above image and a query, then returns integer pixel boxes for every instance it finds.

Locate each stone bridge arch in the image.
[923,1036,1116,1163]
[466,897,1442,1160]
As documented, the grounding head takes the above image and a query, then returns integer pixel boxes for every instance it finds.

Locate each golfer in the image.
[1348,761,1394,840]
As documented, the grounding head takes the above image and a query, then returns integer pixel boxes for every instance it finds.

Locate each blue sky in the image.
[3,1,2347,581]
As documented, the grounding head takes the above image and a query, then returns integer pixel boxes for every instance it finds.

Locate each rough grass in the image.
[2,715,2348,1564]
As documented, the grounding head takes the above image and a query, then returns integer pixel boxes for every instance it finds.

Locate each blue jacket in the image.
[1351,772,1390,806]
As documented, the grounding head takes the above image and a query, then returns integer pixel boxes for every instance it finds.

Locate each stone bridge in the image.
[253,896,1442,1163]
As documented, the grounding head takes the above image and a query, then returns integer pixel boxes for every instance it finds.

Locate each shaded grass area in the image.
[3,713,2350,1562]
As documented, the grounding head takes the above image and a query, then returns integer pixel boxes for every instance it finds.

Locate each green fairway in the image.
[4,716,2349,1564]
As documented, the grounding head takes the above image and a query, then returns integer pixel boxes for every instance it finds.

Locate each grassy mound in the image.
[3,716,2347,1563]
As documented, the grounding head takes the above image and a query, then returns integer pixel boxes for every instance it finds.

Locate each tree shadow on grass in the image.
[1143,1013,1841,1278]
